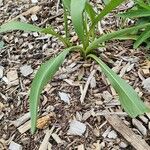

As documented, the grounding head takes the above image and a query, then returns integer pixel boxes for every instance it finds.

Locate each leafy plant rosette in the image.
[118,0,150,48]
[0,0,150,134]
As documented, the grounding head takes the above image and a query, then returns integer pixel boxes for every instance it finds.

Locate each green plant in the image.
[0,0,150,134]
[118,0,150,48]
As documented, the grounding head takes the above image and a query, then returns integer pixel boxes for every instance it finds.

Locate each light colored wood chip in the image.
[132,119,147,136]
[80,70,96,103]
[39,126,55,150]
[92,140,101,150]
[105,115,150,150]
[17,120,30,134]
[52,133,62,144]
[77,144,84,150]
[10,112,30,127]
[7,6,41,22]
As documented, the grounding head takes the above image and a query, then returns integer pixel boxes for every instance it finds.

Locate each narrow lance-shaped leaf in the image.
[86,23,150,54]
[90,0,125,32]
[0,21,70,47]
[42,27,70,47]
[71,0,87,48]
[134,27,150,48]
[0,21,42,33]
[62,0,71,11]
[85,2,97,24]
[119,10,150,18]
[88,54,150,117]
[29,46,81,134]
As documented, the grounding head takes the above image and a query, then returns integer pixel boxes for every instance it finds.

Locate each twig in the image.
[80,70,96,103]
[39,126,55,150]
[105,115,150,150]
[7,6,41,22]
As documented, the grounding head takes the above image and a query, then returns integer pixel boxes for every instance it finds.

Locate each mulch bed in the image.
[0,0,150,149]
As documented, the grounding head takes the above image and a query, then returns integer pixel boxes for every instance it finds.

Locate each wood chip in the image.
[52,133,62,144]
[80,70,96,103]
[39,126,55,150]
[105,115,150,150]
[10,112,30,127]
[0,66,4,79]
[18,113,55,133]
[102,91,113,102]
[77,144,85,150]
[7,70,19,86]
[7,6,41,22]
[132,119,147,136]
[92,140,101,150]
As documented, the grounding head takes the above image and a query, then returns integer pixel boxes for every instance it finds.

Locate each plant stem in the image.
[63,4,69,38]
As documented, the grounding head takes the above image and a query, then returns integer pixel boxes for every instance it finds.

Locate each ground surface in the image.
[0,0,150,150]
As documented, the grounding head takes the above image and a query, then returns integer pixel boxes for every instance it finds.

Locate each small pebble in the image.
[31,0,38,3]
[9,141,22,150]
[68,120,86,136]
[31,14,38,21]
[142,78,150,92]
[119,141,128,148]
[20,65,33,77]
[107,130,117,139]
[58,92,70,104]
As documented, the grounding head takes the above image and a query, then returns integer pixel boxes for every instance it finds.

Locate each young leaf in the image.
[29,46,81,134]
[119,10,150,18]
[85,2,97,24]
[0,21,42,33]
[70,0,87,48]
[0,21,70,47]
[90,0,125,32]
[42,27,71,47]
[86,23,150,53]
[88,54,150,117]
[134,27,150,48]
[62,0,71,11]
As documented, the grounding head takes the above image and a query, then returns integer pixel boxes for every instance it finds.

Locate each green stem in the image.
[63,3,69,38]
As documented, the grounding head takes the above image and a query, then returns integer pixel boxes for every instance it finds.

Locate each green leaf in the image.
[0,21,70,47]
[89,54,150,117]
[103,0,111,5]
[29,46,81,134]
[136,1,150,10]
[119,10,150,18]
[90,0,125,32]
[134,27,150,48]
[86,23,150,54]
[85,2,97,24]
[71,0,87,48]
[42,27,71,47]
[0,21,42,33]
[62,0,71,11]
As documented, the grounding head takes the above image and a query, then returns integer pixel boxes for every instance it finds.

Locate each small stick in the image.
[105,115,150,150]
